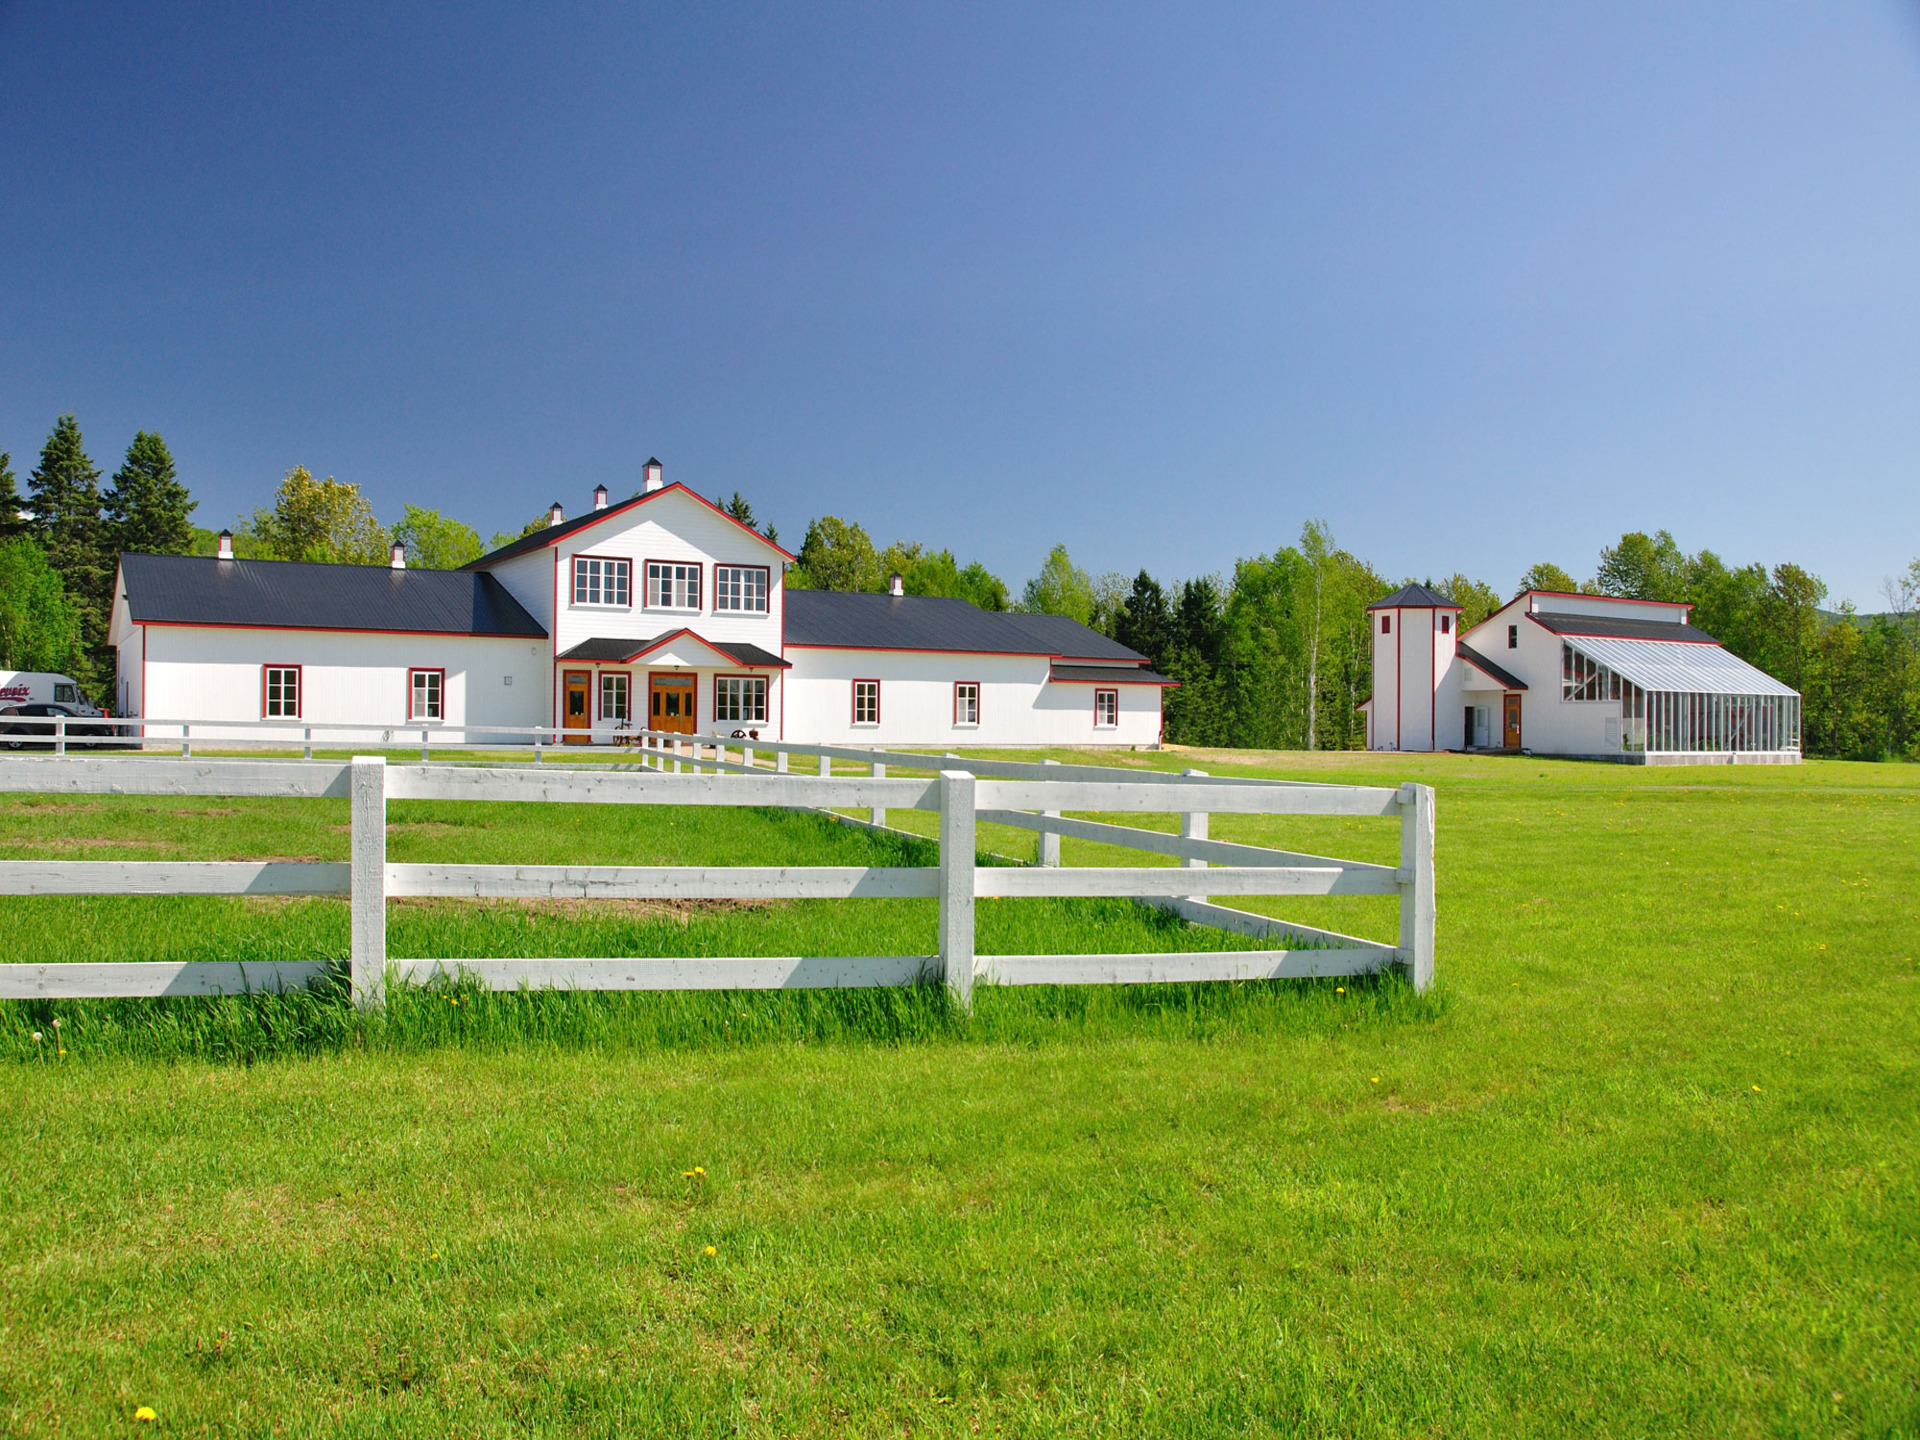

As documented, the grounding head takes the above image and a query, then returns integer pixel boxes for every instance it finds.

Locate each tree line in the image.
[3,412,1914,756]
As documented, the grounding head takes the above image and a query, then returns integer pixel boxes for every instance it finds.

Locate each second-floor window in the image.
[573,556,630,607]
[714,565,769,613]
[647,561,701,610]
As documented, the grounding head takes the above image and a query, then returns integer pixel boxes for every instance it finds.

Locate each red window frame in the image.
[1381,615,1391,635]
[643,558,703,611]
[570,553,632,608]
[851,678,880,726]
[598,669,632,724]
[1440,614,1451,634]
[1094,688,1119,728]
[262,664,301,719]
[712,563,772,614]
[953,680,980,726]
[715,674,769,724]
[407,667,446,721]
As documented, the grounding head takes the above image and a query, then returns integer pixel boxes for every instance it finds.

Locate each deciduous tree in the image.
[1019,544,1095,624]
[251,467,390,565]
[0,536,84,675]
[392,506,483,569]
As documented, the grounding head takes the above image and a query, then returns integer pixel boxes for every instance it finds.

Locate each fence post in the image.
[181,723,191,758]
[819,753,831,777]
[776,749,788,774]
[1398,782,1435,992]
[351,756,388,1010]
[421,728,430,763]
[54,716,65,757]
[1181,768,1208,902]
[871,757,886,828]
[1038,758,1062,866]
[938,770,976,1013]
[304,726,313,760]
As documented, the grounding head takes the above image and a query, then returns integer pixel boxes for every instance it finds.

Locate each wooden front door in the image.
[563,671,591,742]
[650,673,696,735]
[1502,693,1523,749]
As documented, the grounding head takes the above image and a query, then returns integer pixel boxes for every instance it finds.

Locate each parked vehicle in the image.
[0,672,104,716]
[0,703,127,751]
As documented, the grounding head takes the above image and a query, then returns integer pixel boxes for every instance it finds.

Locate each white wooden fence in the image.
[0,751,1434,1009]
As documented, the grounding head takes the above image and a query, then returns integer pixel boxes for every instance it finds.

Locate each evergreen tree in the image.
[720,492,757,530]
[105,431,196,556]
[1112,571,1172,667]
[0,453,27,539]
[27,415,112,683]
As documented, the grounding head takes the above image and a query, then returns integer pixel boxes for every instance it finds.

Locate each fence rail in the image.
[0,747,1436,1008]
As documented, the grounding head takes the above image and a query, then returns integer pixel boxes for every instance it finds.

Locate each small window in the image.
[1508,624,1518,650]
[954,681,980,727]
[852,679,879,726]
[572,556,631,607]
[1381,615,1391,635]
[408,669,443,721]
[600,672,630,723]
[717,676,768,723]
[263,666,300,719]
[645,561,702,610]
[1441,615,1451,634]
[1094,688,1118,728]
[713,565,770,613]
[53,682,77,705]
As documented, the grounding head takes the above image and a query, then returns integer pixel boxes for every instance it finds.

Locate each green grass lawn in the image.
[1,750,1916,1437]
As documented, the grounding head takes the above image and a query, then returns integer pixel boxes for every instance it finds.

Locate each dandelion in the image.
[134,1406,156,1422]
[704,1245,717,1256]
[1752,1085,1761,1092]
[1370,1077,1380,1084]
[1335,987,1345,995]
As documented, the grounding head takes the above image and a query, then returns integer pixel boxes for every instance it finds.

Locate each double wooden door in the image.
[650,674,695,735]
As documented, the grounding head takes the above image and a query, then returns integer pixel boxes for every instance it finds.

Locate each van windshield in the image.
[53,684,76,704]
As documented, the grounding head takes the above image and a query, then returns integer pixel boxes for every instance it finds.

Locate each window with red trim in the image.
[852,679,879,726]
[954,681,979,726]
[408,668,444,721]
[1094,689,1118,728]
[263,665,300,718]
[1381,615,1391,635]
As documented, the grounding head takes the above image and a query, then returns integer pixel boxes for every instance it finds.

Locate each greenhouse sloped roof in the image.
[1563,635,1797,697]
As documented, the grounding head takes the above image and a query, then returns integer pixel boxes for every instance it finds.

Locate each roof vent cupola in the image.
[593,484,609,511]
[889,571,904,597]
[390,543,406,570]
[644,458,664,493]
[548,501,565,527]
[216,529,234,560]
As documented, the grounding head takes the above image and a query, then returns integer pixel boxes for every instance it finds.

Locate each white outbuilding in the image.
[109,463,1172,748]
[1362,584,1801,763]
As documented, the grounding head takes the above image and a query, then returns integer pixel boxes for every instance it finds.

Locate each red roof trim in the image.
[782,641,1139,662]
[471,483,796,567]
[1523,588,1695,614]
[141,619,548,640]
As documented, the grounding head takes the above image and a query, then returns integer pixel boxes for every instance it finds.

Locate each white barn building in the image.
[110,464,1170,748]
[1362,584,1801,763]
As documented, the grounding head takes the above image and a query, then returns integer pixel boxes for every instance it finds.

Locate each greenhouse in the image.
[1561,639,1800,759]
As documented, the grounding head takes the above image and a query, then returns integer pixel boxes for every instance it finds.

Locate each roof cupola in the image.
[644,457,664,492]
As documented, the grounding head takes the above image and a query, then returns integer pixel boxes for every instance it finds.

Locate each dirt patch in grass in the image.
[0,836,173,851]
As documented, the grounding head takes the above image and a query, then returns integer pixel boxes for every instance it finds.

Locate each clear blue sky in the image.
[3,3,1917,607]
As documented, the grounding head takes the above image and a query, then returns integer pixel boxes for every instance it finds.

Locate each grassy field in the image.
[1,750,1915,1437]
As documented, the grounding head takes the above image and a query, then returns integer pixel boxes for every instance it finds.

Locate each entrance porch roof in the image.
[557,631,790,669]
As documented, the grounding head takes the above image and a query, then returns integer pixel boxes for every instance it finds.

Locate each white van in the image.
[0,671,104,716]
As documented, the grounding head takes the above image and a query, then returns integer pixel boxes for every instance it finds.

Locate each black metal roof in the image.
[1050,663,1175,685]
[119,553,547,637]
[1369,582,1461,611]
[556,633,790,668]
[783,590,1146,661]
[466,483,793,567]
[1454,642,1527,690]
[1529,611,1718,644]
